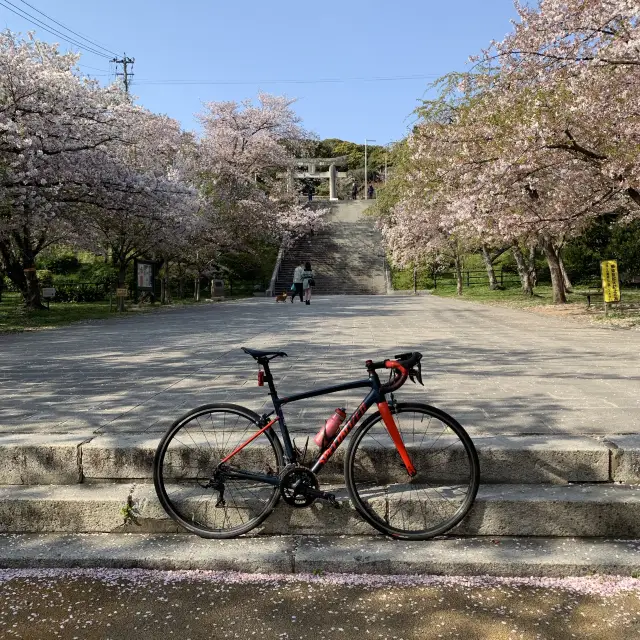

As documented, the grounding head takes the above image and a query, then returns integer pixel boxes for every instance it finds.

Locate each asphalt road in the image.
[1,570,639,639]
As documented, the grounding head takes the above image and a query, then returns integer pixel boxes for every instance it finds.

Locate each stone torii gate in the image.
[287,156,349,201]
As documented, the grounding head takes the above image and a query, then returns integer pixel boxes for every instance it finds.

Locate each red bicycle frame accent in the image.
[219,350,423,482]
[377,401,416,476]
[220,418,278,464]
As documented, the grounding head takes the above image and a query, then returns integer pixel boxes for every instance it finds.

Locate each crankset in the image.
[279,465,340,508]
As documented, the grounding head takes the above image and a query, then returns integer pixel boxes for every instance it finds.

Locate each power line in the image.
[14,0,119,57]
[135,73,443,86]
[78,63,110,73]
[0,0,111,58]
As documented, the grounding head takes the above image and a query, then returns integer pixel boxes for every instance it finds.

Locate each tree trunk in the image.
[0,238,46,310]
[194,277,200,302]
[116,261,127,312]
[24,266,43,309]
[512,244,534,296]
[558,251,573,293]
[528,246,538,288]
[164,260,171,304]
[540,236,567,304]
[454,255,463,296]
[481,245,499,290]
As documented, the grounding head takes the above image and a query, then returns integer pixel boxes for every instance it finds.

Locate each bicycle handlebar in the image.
[366,352,423,393]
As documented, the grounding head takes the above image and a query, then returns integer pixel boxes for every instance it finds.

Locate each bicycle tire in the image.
[345,402,479,540]
[154,403,284,538]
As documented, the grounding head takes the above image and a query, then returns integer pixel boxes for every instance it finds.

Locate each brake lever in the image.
[409,363,424,386]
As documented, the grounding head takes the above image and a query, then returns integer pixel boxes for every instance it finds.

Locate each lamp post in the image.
[364,138,376,199]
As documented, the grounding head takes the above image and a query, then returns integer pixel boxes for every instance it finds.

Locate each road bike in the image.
[153,349,480,540]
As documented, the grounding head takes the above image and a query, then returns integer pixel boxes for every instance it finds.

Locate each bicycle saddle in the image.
[242,347,288,360]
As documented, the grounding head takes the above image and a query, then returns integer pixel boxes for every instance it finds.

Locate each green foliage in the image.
[310,138,387,181]
[370,140,410,220]
[217,239,279,289]
[391,266,434,290]
[37,247,80,274]
[120,486,141,526]
[37,246,118,284]
[563,216,640,284]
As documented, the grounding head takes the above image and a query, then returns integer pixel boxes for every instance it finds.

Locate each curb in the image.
[1,534,639,577]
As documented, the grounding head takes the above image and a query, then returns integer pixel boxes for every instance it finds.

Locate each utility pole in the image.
[112,53,135,94]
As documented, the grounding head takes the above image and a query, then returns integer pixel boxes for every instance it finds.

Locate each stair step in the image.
[274,202,387,296]
[2,483,639,536]
[0,435,613,485]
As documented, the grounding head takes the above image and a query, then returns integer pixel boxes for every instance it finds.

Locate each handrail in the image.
[267,241,286,297]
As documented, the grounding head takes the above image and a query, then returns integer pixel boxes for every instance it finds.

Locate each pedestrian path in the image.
[0,294,638,439]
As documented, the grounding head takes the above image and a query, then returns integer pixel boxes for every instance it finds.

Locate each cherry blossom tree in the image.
[0,31,203,310]
[195,95,328,249]
[0,31,132,308]
[377,0,639,304]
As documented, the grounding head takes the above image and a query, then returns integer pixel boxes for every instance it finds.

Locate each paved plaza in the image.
[1,295,639,441]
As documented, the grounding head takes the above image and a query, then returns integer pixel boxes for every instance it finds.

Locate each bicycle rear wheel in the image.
[154,403,284,538]
[345,402,479,540]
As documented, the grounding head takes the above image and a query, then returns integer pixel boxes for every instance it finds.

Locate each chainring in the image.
[280,465,319,508]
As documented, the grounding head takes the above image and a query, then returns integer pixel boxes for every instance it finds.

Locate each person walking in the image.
[302,261,314,305]
[351,182,358,200]
[367,184,375,199]
[291,262,304,302]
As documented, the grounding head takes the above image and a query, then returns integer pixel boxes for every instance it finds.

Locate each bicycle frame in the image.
[218,359,416,487]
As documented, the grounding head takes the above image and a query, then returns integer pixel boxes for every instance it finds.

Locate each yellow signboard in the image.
[601,260,621,303]
[116,288,129,297]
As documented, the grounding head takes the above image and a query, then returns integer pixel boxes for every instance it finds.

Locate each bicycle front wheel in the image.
[345,402,479,540]
[154,403,284,538]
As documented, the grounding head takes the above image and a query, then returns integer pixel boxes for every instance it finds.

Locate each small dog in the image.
[275,291,289,302]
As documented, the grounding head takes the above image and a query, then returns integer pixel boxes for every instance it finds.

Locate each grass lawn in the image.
[429,283,640,327]
[0,292,251,333]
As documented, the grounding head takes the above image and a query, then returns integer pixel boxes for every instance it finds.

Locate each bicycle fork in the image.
[377,401,417,477]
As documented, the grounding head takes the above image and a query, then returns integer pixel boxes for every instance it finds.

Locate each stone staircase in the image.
[274,201,387,296]
[2,433,640,538]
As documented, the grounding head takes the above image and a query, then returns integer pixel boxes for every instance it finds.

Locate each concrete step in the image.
[1,533,639,577]
[2,482,640,537]
[0,434,618,485]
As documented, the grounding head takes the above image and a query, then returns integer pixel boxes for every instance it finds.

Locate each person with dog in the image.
[302,261,314,305]
[291,262,304,302]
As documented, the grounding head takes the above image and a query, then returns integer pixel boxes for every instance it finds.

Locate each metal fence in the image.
[432,269,522,289]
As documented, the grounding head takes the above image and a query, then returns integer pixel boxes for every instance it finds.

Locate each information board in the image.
[136,262,154,291]
[601,260,621,303]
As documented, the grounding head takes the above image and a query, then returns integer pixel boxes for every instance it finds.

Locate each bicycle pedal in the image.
[326,494,342,509]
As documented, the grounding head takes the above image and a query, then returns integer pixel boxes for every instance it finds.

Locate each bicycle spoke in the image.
[155,407,282,538]
[347,404,478,540]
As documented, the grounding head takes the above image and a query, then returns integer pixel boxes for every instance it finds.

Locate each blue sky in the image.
[2,0,519,144]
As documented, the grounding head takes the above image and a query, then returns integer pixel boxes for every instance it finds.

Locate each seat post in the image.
[259,358,279,400]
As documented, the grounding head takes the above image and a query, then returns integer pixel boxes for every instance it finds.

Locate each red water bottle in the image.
[314,408,347,448]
